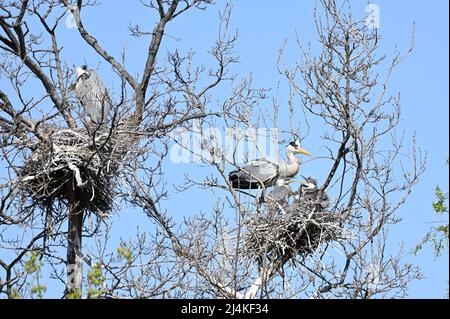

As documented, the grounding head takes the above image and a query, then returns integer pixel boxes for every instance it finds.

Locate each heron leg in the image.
[258,189,266,205]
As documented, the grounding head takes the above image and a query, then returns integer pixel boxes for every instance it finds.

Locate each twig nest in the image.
[244,190,344,266]
[18,126,130,217]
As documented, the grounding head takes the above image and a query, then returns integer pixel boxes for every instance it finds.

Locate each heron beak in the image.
[295,147,312,156]
[299,180,309,186]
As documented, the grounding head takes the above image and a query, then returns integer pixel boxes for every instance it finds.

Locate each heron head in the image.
[300,176,317,189]
[275,179,289,187]
[76,65,89,80]
[287,139,312,156]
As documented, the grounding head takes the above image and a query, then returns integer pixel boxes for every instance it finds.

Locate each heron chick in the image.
[267,179,295,205]
[295,177,329,209]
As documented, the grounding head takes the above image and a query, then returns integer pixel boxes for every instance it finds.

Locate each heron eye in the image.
[289,142,296,147]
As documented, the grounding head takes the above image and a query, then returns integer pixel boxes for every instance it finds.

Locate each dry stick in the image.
[136,0,180,125]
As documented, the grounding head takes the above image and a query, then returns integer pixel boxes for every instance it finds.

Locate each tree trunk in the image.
[66,187,83,297]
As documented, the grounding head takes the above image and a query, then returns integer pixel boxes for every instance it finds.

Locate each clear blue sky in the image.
[2,0,449,298]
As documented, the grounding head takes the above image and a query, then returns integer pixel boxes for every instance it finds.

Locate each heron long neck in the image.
[283,150,300,177]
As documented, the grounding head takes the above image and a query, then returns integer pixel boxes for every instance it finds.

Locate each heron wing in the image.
[241,159,278,183]
[268,185,290,203]
[75,70,111,123]
[229,159,279,189]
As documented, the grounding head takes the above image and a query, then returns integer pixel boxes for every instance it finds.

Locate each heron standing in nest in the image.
[72,65,111,125]
[267,179,295,205]
[228,140,312,190]
[295,177,329,210]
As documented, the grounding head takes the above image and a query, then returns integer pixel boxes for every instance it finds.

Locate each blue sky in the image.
[1,0,449,298]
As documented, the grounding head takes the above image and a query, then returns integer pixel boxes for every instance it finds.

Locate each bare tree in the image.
[165,0,425,299]
[0,0,425,299]
[0,0,220,298]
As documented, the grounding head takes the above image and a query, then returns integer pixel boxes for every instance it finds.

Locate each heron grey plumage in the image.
[267,179,294,205]
[228,140,312,189]
[295,177,329,208]
[73,65,111,124]
[298,177,318,201]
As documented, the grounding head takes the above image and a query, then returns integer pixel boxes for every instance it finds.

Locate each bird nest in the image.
[244,195,344,266]
[18,126,131,217]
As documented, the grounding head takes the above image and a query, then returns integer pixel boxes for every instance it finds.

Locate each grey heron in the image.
[267,179,295,205]
[295,177,329,208]
[228,140,312,189]
[72,65,111,124]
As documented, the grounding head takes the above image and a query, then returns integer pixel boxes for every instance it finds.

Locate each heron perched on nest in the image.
[18,67,123,218]
[72,65,111,125]
[295,177,329,209]
[228,140,312,190]
[267,179,295,205]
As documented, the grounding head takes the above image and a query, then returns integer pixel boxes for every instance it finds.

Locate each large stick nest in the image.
[244,192,344,266]
[18,126,131,216]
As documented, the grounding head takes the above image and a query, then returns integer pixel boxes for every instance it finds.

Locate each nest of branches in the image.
[244,195,344,266]
[18,125,131,217]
